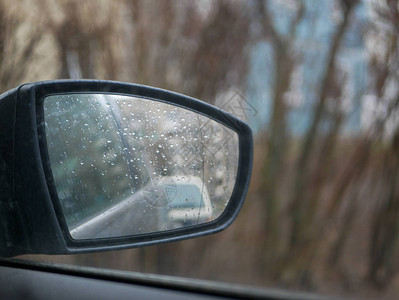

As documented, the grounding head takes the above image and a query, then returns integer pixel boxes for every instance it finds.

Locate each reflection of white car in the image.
[158,176,213,227]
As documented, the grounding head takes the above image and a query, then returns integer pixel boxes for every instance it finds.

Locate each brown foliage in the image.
[0,0,43,92]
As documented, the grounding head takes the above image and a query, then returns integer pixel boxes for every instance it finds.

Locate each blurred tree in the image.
[0,0,43,92]
[255,0,305,267]
[369,131,399,288]
[7,0,399,297]
[281,0,360,285]
[124,0,249,102]
[41,0,120,79]
[366,0,399,288]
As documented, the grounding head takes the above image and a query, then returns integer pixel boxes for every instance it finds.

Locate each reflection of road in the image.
[70,185,164,239]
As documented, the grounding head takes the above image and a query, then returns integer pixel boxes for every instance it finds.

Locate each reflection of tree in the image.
[45,96,136,227]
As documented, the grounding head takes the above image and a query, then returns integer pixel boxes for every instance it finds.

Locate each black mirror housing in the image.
[0,80,253,257]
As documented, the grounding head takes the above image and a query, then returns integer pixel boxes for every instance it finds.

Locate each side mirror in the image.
[0,80,252,256]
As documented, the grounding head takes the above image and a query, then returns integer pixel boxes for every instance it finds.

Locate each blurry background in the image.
[1,0,398,299]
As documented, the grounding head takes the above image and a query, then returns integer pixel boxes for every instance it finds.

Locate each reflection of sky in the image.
[246,0,369,135]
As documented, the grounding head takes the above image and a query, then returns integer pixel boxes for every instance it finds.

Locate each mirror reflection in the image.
[43,93,239,239]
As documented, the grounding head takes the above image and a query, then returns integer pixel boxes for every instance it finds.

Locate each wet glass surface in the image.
[44,93,239,239]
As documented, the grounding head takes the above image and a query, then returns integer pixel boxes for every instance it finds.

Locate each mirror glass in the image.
[43,93,239,239]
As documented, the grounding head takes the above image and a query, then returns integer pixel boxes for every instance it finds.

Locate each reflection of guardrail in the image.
[70,176,213,240]
[69,186,154,239]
